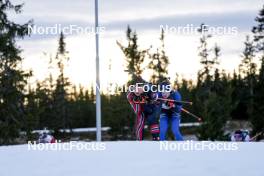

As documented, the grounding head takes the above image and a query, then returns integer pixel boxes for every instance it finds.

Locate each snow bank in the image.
[0,141,263,176]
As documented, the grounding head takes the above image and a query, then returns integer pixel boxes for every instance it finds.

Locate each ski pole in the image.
[250,132,263,141]
[157,98,193,105]
[181,108,202,122]
[133,97,193,105]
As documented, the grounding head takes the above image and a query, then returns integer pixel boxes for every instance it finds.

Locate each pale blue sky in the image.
[10,0,264,88]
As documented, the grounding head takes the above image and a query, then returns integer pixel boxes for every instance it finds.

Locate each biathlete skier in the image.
[127,78,160,141]
[159,81,184,141]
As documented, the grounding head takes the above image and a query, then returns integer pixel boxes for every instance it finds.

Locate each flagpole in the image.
[95,0,101,141]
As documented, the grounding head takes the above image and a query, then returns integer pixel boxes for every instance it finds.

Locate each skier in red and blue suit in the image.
[127,83,160,141]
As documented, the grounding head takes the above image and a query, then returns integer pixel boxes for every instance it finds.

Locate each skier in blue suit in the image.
[159,82,184,141]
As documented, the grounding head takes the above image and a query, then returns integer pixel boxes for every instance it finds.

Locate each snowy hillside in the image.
[0,141,263,176]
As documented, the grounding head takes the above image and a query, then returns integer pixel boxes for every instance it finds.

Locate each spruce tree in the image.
[252,5,264,52]
[252,57,264,136]
[0,0,32,144]
[35,81,52,129]
[52,32,71,132]
[148,29,169,84]
[117,26,148,82]
[24,85,40,141]
[251,5,264,136]
[195,24,231,140]
[197,23,213,85]
[238,36,257,120]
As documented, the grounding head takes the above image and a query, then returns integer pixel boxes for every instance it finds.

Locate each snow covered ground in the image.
[0,141,263,176]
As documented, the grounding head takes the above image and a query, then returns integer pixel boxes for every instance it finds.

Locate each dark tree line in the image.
[1,0,264,144]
